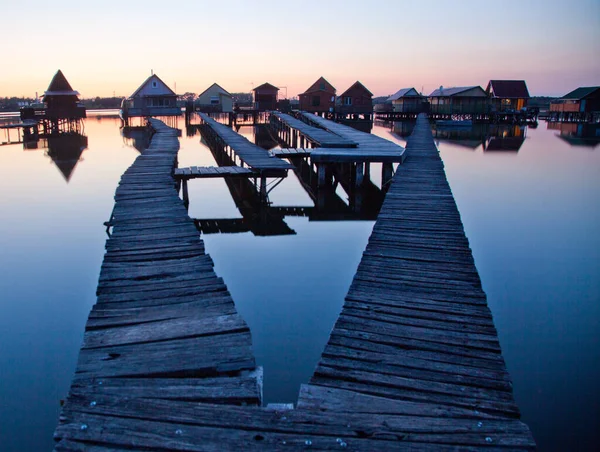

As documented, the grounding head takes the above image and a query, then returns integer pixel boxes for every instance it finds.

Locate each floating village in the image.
[1,70,599,450]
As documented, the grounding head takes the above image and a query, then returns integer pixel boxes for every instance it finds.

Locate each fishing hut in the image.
[375,87,428,121]
[428,85,488,119]
[196,83,233,113]
[486,80,530,112]
[20,70,86,134]
[299,77,336,114]
[336,81,373,120]
[120,72,180,126]
[252,83,279,111]
[549,86,600,122]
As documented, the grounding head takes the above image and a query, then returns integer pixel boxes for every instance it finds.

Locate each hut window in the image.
[152,81,158,88]
[312,96,320,107]
[210,96,220,105]
[344,97,352,105]
[320,82,325,90]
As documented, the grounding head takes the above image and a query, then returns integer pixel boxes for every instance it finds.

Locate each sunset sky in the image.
[1,0,598,99]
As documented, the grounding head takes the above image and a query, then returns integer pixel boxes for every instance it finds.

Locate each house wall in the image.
[299,92,336,112]
[550,101,581,113]
[253,88,278,111]
[339,85,373,113]
[392,97,423,113]
[197,85,233,112]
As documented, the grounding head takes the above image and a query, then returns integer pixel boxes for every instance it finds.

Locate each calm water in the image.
[0,115,598,451]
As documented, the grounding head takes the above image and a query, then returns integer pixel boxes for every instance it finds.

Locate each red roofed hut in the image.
[253,83,279,111]
[337,81,373,117]
[299,77,336,113]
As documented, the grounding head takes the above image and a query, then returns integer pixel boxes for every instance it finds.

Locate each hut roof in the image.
[429,86,485,97]
[487,80,530,99]
[561,86,600,100]
[340,81,373,97]
[388,87,422,101]
[129,74,176,98]
[253,82,279,91]
[198,83,232,98]
[43,70,80,97]
[302,76,336,95]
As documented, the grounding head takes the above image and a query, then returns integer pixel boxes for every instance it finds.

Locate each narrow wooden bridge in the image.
[54,115,535,450]
[270,112,357,148]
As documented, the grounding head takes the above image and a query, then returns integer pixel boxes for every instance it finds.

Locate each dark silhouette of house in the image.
[42,70,86,120]
[388,87,426,113]
[337,81,373,115]
[299,77,336,113]
[252,83,279,111]
[428,86,488,115]
[486,80,530,112]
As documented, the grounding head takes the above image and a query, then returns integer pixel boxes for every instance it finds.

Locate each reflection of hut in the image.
[432,122,489,149]
[42,70,86,120]
[252,83,279,111]
[121,73,180,118]
[299,77,336,113]
[486,80,530,112]
[196,83,233,113]
[552,122,600,148]
[337,81,373,115]
[388,88,425,113]
[121,127,151,153]
[485,126,526,152]
[46,133,88,182]
[429,86,488,115]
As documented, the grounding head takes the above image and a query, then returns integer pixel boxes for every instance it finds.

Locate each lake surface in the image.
[0,114,598,451]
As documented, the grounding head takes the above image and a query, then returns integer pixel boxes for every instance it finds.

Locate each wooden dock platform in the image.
[54,115,534,450]
[270,112,357,148]
[300,111,406,159]
[174,165,254,180]
[198,112,292,177]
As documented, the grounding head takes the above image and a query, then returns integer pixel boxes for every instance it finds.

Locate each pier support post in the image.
[182,179,189,209]
[382,163,393,187]
[355,162,364,187]
[260,175,267,199]
[364,162,371,179]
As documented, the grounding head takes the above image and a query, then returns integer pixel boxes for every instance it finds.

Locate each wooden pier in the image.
[197,112,292,177]
[54,115,534,450]
[270,112,357,148]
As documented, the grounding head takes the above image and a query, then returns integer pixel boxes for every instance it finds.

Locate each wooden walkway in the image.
[54,115,534,450]
[54,119,263,450]
[270,112,357,148]
[174,165,254,179]
[295,114,535,449]
[271,147,404,163]
[198,112,292,176]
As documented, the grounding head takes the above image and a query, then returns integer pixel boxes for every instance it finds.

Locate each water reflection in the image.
[548,122,600,148]
[45,133,89,181]
[121,126,150,153]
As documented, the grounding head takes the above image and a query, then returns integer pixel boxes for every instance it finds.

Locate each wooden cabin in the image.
[550,87,600,113]
[121,73,180,118]
[41,70,86,120]
[428,86,488,115]
[196,83,233,113]
[299,77,336,113]
[388,87,425,113]
[252,83,279,111]
[486,80,530,112]
[337,81,373,115]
